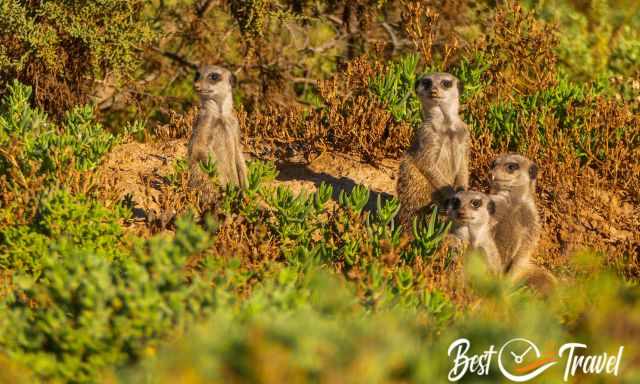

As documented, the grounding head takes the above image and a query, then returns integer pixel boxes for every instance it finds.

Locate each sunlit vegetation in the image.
[0,0,638,382]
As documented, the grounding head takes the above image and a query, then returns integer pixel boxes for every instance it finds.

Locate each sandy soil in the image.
[99,138,400,215]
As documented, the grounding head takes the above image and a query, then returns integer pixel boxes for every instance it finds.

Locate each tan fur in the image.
[188,65,248,198]
[446,191,502,274]
[397,72,469,229]
[489,154,539,276]
[512,264,557,295]
[489,154,556,293]
[447,190,556,294]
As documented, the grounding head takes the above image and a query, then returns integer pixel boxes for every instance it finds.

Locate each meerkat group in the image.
[186,64,553,292]
[396,72,555,293]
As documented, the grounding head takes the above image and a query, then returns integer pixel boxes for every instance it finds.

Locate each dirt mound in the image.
[99,139,399,216]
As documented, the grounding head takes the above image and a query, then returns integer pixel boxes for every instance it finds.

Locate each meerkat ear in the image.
[414,76,422,92]
[528,163,538,180]
[488,200,496,215]
[457,79,464,95]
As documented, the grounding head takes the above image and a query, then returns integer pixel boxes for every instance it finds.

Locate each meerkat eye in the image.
[209,72,221,81]
[441,79,453,89]
[451,197,461,210]
[507,163,520,172]
[471,199,482,209]
[194,72,201,81]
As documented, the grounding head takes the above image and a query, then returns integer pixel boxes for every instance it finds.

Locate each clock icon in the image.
[511,345,533,364]
[498,338,558,382]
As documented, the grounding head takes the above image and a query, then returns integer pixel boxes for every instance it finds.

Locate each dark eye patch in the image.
[507,163,520,172]
[416,77,433,91]
[441,79,453,88]
[194,72,201,81]
[488,200,496,215]
[209,72,221,81]
[451,197,461,210]
[471,199,482,208]
[529,164,538,180]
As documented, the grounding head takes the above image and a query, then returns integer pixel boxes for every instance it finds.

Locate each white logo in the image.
[447,337,623,382]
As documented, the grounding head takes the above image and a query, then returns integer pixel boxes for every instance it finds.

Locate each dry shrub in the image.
[240,56,413,162]
[477,1,559,100]
[0,1,155,119]
[151,107,198,140]
[400,0,480,69]
[458,2,640,278]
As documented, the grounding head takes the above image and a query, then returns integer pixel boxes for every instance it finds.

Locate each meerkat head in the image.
[414,72,463,111]
[490,153,537,194]
[446,191,496,228]
[194,65,235,102]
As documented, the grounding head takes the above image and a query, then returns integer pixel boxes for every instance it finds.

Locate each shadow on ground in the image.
[276,161,394,212]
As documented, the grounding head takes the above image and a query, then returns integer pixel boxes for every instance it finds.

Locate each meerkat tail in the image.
[512,264,557,295]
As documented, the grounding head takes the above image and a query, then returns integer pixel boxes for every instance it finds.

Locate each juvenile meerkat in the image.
[489,153,540,277]
[396,72,469,229]
[446,191,502,274]
[188,65,248,193]
[447,190,556,293]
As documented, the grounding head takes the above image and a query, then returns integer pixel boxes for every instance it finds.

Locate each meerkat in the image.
[446,191,502,274]
[489,154,540,278]
[396,72,469,230]
[447,190,556,293]
[188,65,248,195]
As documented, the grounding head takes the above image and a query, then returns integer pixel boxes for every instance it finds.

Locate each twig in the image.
[381,22,400,55]
[290,77,319,86]
[326,15,344,26]
[301,38,341,54]
[150,46,197,70]
[196,0,215,17]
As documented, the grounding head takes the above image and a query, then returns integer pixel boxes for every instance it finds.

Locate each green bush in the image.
[370,53,422,126]
[527,0,640,80]
[0,81,125,274]
[0,189,131,275]
[0,80,119,181]
[0,217,215,383]
[0,0,156,113]
[118,262,640,383]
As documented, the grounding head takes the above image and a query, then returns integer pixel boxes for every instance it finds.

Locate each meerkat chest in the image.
[436,130,463,165]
